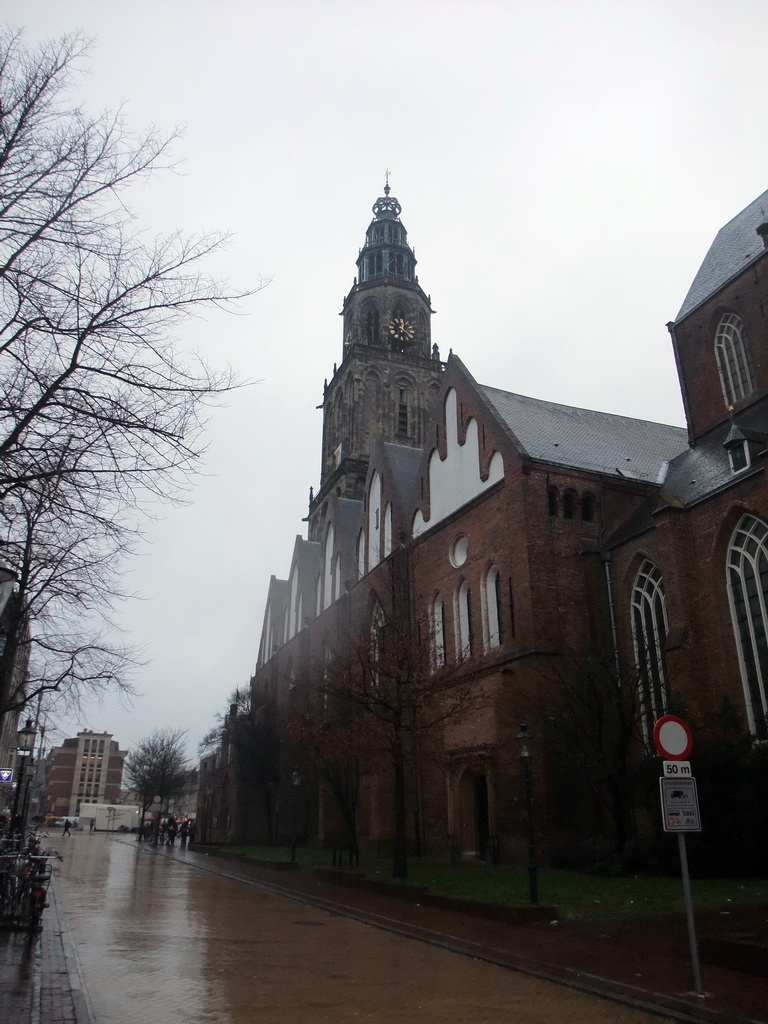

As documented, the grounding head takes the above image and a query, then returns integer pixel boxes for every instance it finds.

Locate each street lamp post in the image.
[290,767,301,862]
[516,724,539,905]
[10,718,37,840]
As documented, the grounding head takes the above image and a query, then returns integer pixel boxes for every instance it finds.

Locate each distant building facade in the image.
[45,731,126,818]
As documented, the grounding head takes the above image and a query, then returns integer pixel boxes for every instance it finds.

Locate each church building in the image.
[245,184,768,865]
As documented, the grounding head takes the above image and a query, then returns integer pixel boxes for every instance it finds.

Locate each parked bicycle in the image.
[0,828,62,933]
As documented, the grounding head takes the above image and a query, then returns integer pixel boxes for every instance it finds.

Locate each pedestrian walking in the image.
[63,819,71,837]
[179,819,189,847]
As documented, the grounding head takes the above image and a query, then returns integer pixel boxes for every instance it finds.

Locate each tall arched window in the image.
[727,515,768,739]
[334,391,344,447]
[563,491,576,520]
[364,305,380,344]
[396,385,409,434]
[431,594,446,668]
[715,313,756,408]
[457,581,472,658]
[548,486,558,516]
[631,560,669,733]
[484,566,503,650]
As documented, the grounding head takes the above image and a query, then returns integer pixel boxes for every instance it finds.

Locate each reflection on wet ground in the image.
[57,833,671,1023]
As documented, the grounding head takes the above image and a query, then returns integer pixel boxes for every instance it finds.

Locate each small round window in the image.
[450,535,469,568]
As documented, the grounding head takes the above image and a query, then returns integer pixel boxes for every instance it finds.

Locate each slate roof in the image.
[480,386,688,483]
[660,397,768,506]
[676,188,768,322]
[335,497,363,544]
[290,535,321,587]
[257,576,289,666]
[607,399,768,548]
[328,496,363,587]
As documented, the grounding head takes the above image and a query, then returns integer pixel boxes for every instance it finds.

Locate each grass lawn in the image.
[221,844,768,922]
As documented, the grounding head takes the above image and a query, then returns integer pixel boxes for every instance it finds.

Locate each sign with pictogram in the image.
[653,715,693,760]
[659,777,701,832]
[0,768,13,783]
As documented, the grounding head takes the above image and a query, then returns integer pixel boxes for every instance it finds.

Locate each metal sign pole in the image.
[677,832,703,995]
[654,717,705,1000]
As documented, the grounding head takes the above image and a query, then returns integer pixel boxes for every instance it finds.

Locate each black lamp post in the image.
[290,767,301,862]
[516,724,539,905]
[10,718,37,836]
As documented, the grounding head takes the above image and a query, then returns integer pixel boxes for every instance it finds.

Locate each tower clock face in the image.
[389,317,415,343]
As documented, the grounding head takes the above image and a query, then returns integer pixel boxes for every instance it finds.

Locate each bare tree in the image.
[517,649,667,852]
[0,30,261,726]
[124,727,191,835]
[288,690,362,856]
[0,473,137,721]
[200,687,280,843]
[317,551,483,878]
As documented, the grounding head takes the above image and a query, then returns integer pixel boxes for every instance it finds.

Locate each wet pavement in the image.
[3,832,766,1023]
[4,832,681,1024]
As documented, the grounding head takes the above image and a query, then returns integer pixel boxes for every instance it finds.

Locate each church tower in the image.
[308,183,443,539]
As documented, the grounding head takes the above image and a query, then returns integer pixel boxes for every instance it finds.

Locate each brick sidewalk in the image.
[0,876,91,1024]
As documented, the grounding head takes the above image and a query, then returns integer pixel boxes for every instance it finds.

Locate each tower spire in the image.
[310,187,441,520]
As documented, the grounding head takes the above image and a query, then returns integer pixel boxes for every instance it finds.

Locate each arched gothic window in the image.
[715,313,756,408]
[396,385,409,435]
[581,493,595,523]
[484,566,503,650]
[457,581,472,658]
[431,594,446,668]
[388,251,404,277]
[563,490,576,520]
[548,486,558,517]
[366,252,383,279]
[364,305,380,345]
[727,515,768,739]
[631,560,668,734]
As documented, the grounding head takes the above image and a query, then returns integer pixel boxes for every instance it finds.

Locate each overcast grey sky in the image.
[9,0,768,760]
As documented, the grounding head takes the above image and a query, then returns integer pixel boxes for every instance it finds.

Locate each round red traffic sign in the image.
[653,715,693,759]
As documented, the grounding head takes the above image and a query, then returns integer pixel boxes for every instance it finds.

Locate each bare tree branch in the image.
[0,29,266,726]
